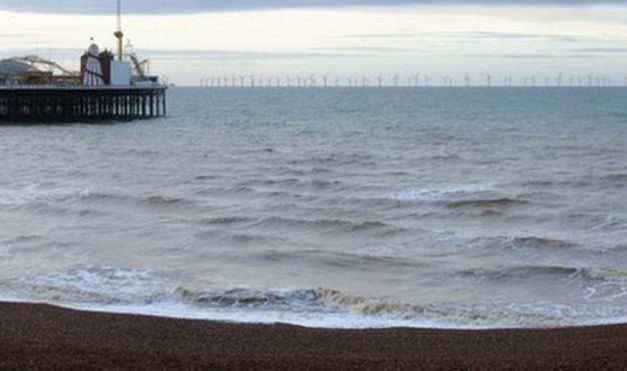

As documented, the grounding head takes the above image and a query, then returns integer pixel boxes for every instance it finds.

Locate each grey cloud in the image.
[311,46,418,53]
[572,47,627,53]
[0,47,376,61]
[1,0,626,14]
[449,53,612,59]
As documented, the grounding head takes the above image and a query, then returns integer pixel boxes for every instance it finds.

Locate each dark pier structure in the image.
[0,86,167,123]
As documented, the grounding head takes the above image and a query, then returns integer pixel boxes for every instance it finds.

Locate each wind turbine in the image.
[486,74,492,87]
[362,76,369,87]
[321,75,329,88]
[377,74,383,88]
[393,74,400,87]
[464,73,471,87]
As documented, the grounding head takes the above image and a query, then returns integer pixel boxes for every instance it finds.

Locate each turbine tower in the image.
[322,75,329,88]
[114,0,124,61]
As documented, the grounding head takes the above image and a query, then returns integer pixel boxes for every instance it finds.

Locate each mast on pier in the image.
[114,0,124,61]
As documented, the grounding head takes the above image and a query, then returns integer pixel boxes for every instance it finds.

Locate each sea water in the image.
[1,87,627,328]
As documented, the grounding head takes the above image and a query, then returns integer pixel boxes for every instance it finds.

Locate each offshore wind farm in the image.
[198,72,618,88]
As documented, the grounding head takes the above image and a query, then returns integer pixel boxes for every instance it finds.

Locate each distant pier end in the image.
[0,1,168,123]
[0,85,166,123]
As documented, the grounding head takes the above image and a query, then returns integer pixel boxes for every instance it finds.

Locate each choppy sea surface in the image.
[1,87,627,329]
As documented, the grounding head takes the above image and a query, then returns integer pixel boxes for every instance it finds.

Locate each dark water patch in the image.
[1,234,44,245]
[309,179,345,190]
[76,209,109,218]
[419,154,462,162]
[455,265,579,282]
[194,175,218,181]
[197,186,258,197]
[512,237,576,250]
[457,265,627,285]
[223,233,281,245]
[601,173,627,185]
[122,148,160,157]
[253,216,399,235]
[286,153,377,168]
[79,192,120,201]
[143,196,188,206]
[257,249,422,269]
[202,216,256,225]
[445,197,528,210]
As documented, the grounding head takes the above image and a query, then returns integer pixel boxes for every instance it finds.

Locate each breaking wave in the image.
[3,265,627,329]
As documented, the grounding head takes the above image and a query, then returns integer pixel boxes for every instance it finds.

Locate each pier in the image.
[0,85,166,123]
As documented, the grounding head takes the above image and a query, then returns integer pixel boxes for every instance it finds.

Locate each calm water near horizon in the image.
[1,87,627,328]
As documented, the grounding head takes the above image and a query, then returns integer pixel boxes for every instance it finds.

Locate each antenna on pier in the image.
[114,0,124,61]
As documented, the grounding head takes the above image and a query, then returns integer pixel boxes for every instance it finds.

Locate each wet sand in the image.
[1,302,626,370]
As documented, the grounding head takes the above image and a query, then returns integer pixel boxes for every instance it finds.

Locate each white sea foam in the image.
[0,182,90,206]
[390,184,496,202]
[4,265,627,329]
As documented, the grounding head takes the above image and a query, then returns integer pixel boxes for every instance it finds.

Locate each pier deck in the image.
[0,85,167,123]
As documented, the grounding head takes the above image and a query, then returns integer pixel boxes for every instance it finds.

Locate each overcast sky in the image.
[1,1,627,85]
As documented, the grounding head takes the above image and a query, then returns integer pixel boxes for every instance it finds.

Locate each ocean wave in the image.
[511,237,576,250]
[390,184,495,202]
[6,274,627,328]
[445,197,527,209]
[286,153,376,167]
[0,183,91,207]
[600,173,627,185]
[3,266,166,305]
[252,216,399,235]
[143,195,190,205]
[455,265,579,281]
[455,265,627,285]
[202,216,256,225]
[238,178,345,190]
[256,249,420,269]
[561,213,627,233]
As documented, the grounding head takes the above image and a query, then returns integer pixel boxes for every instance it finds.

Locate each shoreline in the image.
[2,302,627,370]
